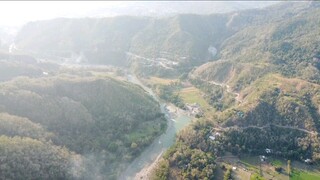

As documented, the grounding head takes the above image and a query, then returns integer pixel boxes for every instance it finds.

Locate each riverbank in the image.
[119,73,193,180]
[133,104,190,180]
[134,151,164,180]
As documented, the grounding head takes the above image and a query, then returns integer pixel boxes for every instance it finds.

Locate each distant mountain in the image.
[84,1,277,17]
[2,1,320,179]
[13,2,278,77]
[15,17,150,66]
[13,14,244,77]
[193,1,320,89]
[14,15,230,76]
[13,1,319,80]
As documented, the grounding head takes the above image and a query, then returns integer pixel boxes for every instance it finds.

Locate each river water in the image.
[119,74,192,180]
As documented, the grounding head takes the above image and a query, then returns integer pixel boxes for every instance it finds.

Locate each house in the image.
[259,155,267,162]
[265,148,272,154]
[185,103,203,117]
[304,159,312,163]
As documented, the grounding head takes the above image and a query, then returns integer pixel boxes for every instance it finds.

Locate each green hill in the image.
[194,1,320,87]
[152,2,320,179]
[5,1,320,179]
[14,14,236,77]
[0,70,166,179]
[0,135,82,180]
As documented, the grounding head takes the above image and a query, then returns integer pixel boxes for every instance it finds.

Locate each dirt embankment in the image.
[134,151,163,180]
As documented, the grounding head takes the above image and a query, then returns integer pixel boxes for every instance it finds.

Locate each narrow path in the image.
[126,52,174,69]
[211,123,317,135]
[189,73,242,103]
[208,80,242,103]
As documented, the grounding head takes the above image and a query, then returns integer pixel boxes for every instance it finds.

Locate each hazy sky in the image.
[0,1,277,27]
[0,1,124,26]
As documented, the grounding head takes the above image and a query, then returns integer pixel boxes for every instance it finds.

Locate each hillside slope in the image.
[14,12,254,77]
[152,2,320,179]
[0,69,166,179]
[193,1,320,88]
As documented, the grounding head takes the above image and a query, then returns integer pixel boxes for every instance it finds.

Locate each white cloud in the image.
[0,1,123,26]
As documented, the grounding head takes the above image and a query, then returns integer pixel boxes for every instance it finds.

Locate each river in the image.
[119,74,193,180]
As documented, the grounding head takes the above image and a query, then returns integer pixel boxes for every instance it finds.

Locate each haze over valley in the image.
[0,1,320,180]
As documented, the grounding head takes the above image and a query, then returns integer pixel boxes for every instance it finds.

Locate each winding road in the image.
[208,80,242,103]
[211,123,317,135]
[189,72,242,103]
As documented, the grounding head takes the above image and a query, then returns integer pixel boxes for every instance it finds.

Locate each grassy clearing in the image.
[145,76,178,85]
[271,160,283,167]
[239,156,320,180]
[179,87,211,109]
[291,169,320,180]
[239,156,260,173]
[250,173,265,180]
[240,156,290,180]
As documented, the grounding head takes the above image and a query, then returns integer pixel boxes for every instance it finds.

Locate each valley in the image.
[120,73,193,180]
[0,1,319,180]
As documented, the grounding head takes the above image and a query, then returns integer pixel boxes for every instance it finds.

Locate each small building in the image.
[209,136,215,141]
[304,159,312,163]
[185,103,203,117]
[259,155,267,162]
[265,148,272,154]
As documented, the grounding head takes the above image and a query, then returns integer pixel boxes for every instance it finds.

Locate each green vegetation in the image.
[288,160,292,176]
[157,142,216,179]
[272,160,283,172]
[143,76,178,86]
[179,87,210,109]
[190,77,236,111]
[272,160,283,167]
[0,135,82,180]
[195,2,320,87]
[291,169,320,180]
[153,2,320,179]
[224,168,232,180]
[15,17,150,66]
[13,13,237,77]
[151,159,169,180]
[158,82,185,108]
[250,173,265,180]
[0,64,166,179]
[4,1,320,179]
[0,52,51,82]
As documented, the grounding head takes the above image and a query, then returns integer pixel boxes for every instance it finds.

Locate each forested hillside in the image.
[194,1,320,87]
[13,13,242,77]
[152,2,320,179]
[0,59,166,179]
[2,1,320,179]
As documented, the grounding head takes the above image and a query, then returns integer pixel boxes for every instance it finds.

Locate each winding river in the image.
[119,74,193,180]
